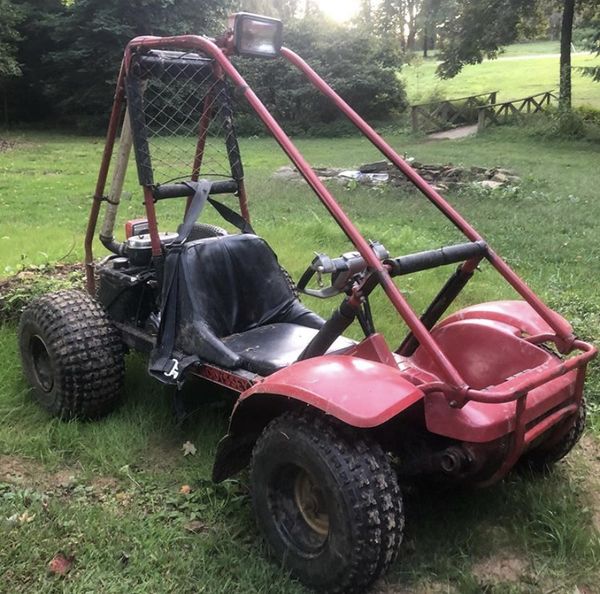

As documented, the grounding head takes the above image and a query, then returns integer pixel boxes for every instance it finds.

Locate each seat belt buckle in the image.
[165,358,180,380]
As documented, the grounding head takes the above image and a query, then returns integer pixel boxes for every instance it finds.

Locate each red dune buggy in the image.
[18,13,596,594]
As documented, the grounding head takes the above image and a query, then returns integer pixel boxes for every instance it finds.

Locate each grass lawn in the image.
[1,125,600,592]
[403,44,600,107]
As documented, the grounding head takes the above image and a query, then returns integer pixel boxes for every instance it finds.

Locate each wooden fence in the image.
[477,91,557,131]
[410,91,498,133]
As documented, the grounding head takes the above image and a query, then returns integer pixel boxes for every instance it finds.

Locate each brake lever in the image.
[297,243,389,299]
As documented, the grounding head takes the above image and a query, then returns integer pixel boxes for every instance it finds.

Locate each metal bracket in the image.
[165,359,180,380]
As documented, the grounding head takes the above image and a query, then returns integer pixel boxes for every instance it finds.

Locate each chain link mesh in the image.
[129,50,241,186]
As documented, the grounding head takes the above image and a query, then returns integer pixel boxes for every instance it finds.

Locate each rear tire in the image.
[250,411,403,593]
[522,400,586,471]
[187,223,228,241]
[18,290,125,419]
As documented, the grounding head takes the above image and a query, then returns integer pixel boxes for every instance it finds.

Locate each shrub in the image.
[234,19,408,136]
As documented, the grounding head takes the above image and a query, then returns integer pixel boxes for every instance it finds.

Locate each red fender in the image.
[437,300,573,338]
[238,355,424,428]
[411,300,578,443]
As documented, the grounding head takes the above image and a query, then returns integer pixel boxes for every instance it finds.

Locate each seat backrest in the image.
[165,234,322,368]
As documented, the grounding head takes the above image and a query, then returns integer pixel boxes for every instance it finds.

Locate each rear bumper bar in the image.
[421,338,595,484]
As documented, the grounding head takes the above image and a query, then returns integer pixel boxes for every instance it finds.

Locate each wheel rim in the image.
[29,335,54,392]
[294,468,329,536]
[268,464,330,556]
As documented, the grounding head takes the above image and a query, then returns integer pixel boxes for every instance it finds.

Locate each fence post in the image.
[490,91,497,104]
[477,107,487,132]
[411,106,419,134]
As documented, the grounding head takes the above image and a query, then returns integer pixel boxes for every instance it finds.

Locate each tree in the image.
[10,0,65,122]
[435,0,597,111]
[436,0,539,78]
[41,0,234,125]
[559,0,576,109]
[420,0,442,57]
[578,4,600,82]
[236,0,299,20]
[234,19,407,134]
[0,0,23,124]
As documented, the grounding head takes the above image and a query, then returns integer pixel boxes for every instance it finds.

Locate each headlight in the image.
[230,12,283,58]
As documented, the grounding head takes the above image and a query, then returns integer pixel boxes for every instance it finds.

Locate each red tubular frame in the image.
[84,62,126,294]
[86,34,596,412]
[280,48,575,351]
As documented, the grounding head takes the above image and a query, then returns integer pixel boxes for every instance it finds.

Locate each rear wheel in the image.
[250,411,403,593]
[187,223,228,241]
[522,400,586,471]
[18,290,125,419]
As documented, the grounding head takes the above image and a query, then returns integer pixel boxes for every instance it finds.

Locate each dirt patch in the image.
[575,434,600,533]
[0,454,78,489]
[0,262,84,323]
[376,579,458,594]
[90,476,120,492]
[472,553,529,584]
[0,138,16,153]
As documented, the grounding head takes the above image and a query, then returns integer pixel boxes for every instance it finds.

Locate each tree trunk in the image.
[559,0,575,110]
[423,23,429,58]
[2,86,7,128]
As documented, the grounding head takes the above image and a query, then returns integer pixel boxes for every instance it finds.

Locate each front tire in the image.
[522,400,586,471]
[18,290,125,419]
[250,411,403,593]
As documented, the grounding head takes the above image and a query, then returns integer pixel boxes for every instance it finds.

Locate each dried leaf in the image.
[179,484,192,494]
[18,511,35,524]
[48,553,74,576]
[182,441,197,456]
[184,519,207,533]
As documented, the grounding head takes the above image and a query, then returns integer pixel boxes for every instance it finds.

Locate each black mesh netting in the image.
[126,49,242,186]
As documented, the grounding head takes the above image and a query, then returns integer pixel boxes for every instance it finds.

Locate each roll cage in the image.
[84,28,596,416]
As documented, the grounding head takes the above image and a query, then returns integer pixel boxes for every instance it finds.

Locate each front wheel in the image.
[250,411,403,593]
[522,400,586,472]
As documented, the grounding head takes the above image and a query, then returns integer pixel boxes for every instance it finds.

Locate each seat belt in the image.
[149,180,255,385]
[207,197,255,235]
[176,180,212,243]
[149,180,212,384]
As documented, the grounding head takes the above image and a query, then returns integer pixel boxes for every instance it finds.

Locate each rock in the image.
[313,167,341,177]
[477,180,504,190]
[271,161,519,192]
[492,172,509,183]
[272,166,297,181]
[359,160,389,173]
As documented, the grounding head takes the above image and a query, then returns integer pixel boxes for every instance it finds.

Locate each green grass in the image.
[403,47,600,107]
[1,126,600,592]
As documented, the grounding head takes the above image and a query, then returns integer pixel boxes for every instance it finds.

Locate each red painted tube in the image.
[84,60,126,294]
[142,186,163,256]
[188,89,216,214]
[280,47,575,346]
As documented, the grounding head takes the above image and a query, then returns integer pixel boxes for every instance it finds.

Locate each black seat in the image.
[223,323,354,375]
[164,234,349,375]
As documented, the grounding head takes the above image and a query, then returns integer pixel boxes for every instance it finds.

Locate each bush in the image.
[523,107,600,140]
[233,19,407,136]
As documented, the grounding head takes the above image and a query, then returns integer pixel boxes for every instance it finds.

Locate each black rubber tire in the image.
[250,411,403,594]
[521,400,586,472]
[187,223,228,241]
[18,290,125,419]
